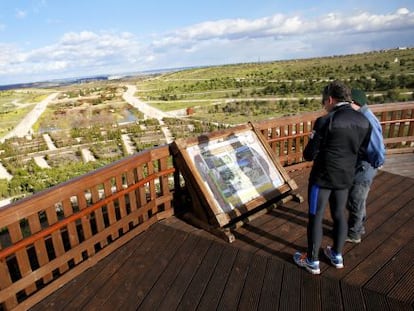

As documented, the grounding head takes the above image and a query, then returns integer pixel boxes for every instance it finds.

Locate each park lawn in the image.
[0,104,36,137]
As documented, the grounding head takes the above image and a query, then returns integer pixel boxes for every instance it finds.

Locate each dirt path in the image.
[0,92,59,142]
[122,85,171,120]
[123,85,174,143]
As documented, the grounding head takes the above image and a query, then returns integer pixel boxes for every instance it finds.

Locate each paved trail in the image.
[122,85,171,120]
[122,85,174,143]
[1,92,58,142]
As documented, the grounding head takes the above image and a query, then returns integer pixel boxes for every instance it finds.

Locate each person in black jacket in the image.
[293,80,372,274]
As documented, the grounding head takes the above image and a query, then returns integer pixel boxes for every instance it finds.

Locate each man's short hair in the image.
[322,80,352,102]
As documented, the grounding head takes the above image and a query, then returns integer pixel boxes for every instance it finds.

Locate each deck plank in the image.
[324,177,414,281]
[237,254,267,311]
[108,229,189,311]
[381,152,414,179]
[279,263,302,311]
[301,273,322,311]
[135,234,201,311]
[363,289,390,311]
[155,237,213,311]
[342,208,414,286]
[30,224,156,311]
[340,282,366,311]
[83,225,183,310]
[320,277,342,311]
[29,154,414,311]
[175,242,225,311]
[256,258,284,311]
[217,250,253,310]
[387,265,414,303]
[364,237,414,295]
[196,246,238,311]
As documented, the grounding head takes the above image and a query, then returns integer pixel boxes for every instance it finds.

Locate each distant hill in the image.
[0,66,199,91]
[0,76,109,90]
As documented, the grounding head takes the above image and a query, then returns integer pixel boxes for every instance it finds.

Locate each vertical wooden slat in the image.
[279,125,286,165]
[61,198,82,264]
[148,161,157,217]
[45,206,69,274]
[379,111,388,138]
[262,128,269,141]
[408,109,414,136]
[76,193,95,257]
[126,170,139,226]
[397,109,408,140]
[407,108,414,143]
[159,157,170,193]
[389,111,398,139]
[261,128,270,154]
[303,120,311,159]
[159,157,172,212]
[295,123,302,164]
[115,175,129,233]
[90,185,107,248]
[27,214,53,283]
[103,180,119,240]
[271,126,279,157]
[0,244,18,309]
[287,124,293,165]
[136,165,148,222]
[8,223,37,295]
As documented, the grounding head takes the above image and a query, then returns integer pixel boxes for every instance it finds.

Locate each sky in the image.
[1,0,414,85]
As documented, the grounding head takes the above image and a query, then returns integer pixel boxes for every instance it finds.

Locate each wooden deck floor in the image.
[31,156,414,311]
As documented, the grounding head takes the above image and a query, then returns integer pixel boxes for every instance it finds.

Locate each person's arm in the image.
[303,117,326,161]
[365,110,386,168]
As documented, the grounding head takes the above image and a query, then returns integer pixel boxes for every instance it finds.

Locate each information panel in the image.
[186,129,285,213]
[171,123,297,228]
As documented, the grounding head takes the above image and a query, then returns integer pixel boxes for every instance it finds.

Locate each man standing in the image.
[346,89,386,243]
[293,80,372,274]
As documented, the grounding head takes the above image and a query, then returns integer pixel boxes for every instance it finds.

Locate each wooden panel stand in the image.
[170,123,299,242]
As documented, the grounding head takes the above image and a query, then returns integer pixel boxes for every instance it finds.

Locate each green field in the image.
[0,90,51,137]
[0,48,413,200]
[135,48,414,123]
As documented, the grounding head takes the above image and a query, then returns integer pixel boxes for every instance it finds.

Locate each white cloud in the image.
[1,7,414,84]
[154,7,414,49]
[0,31,147,82]
[146,7,414,71]
[15,9,27,19]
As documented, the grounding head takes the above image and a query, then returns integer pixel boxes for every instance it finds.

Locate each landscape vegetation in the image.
[0,48,413,203]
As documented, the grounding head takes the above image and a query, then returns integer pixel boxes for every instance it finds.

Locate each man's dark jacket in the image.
[304,103,372,189]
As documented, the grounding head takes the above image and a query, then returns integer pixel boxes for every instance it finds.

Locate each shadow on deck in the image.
[31,162,414,310]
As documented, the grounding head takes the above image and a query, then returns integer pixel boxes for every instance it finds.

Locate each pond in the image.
[118,109,138,124]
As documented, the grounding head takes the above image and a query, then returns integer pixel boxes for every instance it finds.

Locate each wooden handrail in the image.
[380,118,414,124]
[0,168,175,261]
[266,132,311,143]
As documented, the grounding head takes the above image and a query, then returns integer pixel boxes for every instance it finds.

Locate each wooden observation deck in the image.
[0,102,413,311]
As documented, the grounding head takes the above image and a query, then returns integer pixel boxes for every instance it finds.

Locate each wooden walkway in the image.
[31,156,414,311]
[381,152,414,179]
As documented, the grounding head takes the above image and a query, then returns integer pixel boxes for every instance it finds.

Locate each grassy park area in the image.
[135,48,414,124]
[0,48,413,200]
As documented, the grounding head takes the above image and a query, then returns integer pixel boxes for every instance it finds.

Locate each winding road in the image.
[0,92,59,143]
[0,86,174,185]
[122,85,171,120]
[122,85,174,143]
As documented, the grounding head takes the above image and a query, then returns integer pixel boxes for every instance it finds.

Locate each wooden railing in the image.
[0,102,413,310]
[370,102,414,154]
[0,146,175,311]
[253,102,414,170]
